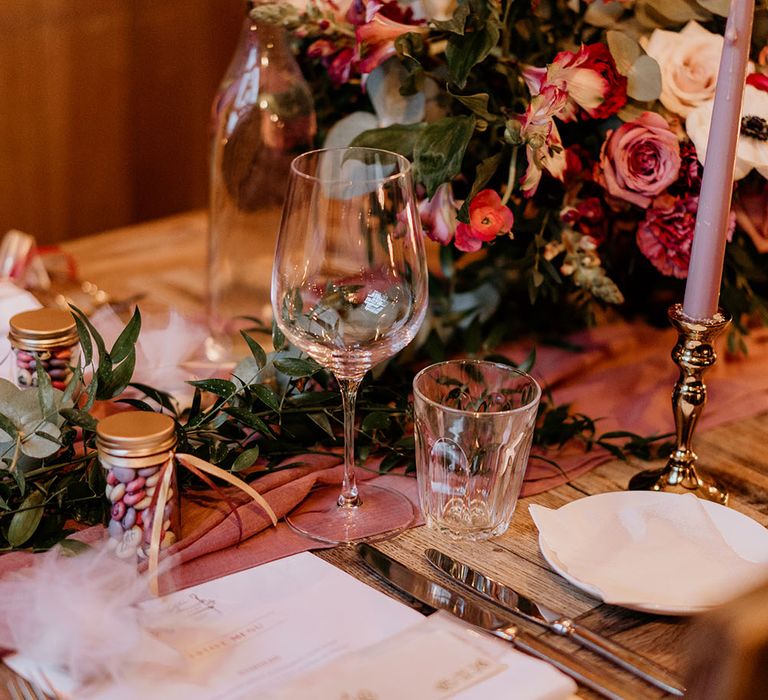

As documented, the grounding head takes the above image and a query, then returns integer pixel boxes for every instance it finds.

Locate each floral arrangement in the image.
[261,0,768,351]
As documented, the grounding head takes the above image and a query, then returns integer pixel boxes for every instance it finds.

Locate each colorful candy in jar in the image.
[96,411,181,561]
[8,308,80,390]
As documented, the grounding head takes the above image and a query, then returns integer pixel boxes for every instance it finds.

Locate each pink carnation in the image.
[597,112,681,208]
[637,194,736,278]
[454,190,513,253]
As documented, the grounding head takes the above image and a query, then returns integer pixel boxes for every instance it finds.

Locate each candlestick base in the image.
[628,304,730,505]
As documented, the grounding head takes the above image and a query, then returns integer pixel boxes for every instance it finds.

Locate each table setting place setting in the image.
[1,0,768,698]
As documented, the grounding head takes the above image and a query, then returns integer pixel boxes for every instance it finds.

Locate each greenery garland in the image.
[0,306,672,551]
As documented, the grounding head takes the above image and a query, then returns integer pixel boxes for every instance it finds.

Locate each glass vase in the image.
[206,5,316,362]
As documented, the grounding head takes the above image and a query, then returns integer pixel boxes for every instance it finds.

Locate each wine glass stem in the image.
[338,376,363,508]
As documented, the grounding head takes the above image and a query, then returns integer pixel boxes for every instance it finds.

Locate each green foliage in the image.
[0,302,664,551]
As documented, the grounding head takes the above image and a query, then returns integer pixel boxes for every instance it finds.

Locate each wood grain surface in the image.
[0,1,242,244]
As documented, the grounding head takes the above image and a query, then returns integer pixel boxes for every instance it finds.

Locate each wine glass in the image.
[271,147,428,544]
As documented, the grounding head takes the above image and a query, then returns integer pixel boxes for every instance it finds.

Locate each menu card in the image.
[6,553,575,699]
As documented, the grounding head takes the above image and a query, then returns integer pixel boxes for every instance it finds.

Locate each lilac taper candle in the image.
[683,0,755,320]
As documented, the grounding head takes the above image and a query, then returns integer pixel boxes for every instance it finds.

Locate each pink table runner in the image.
[2,320,768,593]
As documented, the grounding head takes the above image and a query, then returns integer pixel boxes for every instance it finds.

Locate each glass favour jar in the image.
[8,308,80,390]
[97,412,181,561]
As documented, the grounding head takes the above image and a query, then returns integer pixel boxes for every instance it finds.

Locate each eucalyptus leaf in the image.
[414,115,476,197]
[627,55,662,101]
[8,490,45,546]
[584,0,625,28]
[0,413,18,442]
[35,361,56,423]
[231,446,261,472]
[606,31,642,76]
[695,0,729,15]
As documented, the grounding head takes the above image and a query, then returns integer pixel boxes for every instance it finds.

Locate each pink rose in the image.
[638,194,736,278]
[454,190,513,252]
[418,183,459,245]
[597,112,681,208]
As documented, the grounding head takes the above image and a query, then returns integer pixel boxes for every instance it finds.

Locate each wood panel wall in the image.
[0,0,243,244]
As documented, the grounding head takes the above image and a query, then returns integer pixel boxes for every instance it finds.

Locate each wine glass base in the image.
[286,483,416,545]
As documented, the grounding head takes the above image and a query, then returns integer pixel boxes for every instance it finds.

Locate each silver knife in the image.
[425,548,685,697]
[358,544,630,700]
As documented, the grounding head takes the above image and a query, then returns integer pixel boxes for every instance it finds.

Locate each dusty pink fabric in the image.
[2,320,767,593]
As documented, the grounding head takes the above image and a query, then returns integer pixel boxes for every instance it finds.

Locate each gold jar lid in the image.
[96,412,177,459]
[9,308,79,350]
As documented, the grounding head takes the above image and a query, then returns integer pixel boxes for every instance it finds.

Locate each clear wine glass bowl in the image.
[271,147,428,544]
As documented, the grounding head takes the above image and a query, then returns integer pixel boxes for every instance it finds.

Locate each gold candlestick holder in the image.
[628,303,731,504]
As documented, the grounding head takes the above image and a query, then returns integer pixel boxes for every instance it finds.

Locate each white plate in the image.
[536,491,768,616]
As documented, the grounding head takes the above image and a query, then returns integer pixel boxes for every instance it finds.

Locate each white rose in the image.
[644,22,724,117]
[686,85,768,180]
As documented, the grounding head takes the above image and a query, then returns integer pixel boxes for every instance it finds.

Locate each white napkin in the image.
[0,280,42,383]
[531,492,768,610]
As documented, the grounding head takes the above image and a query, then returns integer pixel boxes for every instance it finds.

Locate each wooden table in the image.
[11,211,768,698]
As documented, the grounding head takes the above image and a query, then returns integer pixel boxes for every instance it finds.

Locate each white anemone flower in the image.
[686,85,768,180]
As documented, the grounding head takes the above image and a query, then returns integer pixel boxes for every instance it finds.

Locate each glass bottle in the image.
[97,411,181,562]
[206,2,316,362]
[8,308,80,390]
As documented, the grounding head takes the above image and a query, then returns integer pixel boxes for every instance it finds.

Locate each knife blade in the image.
[425,548,685,697]
[357,544,630,700]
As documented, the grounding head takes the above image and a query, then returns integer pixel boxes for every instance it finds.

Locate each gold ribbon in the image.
[147,453,278,595]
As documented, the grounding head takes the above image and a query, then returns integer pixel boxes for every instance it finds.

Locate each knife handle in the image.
[556,619,685,697]
[493,625,628,700]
